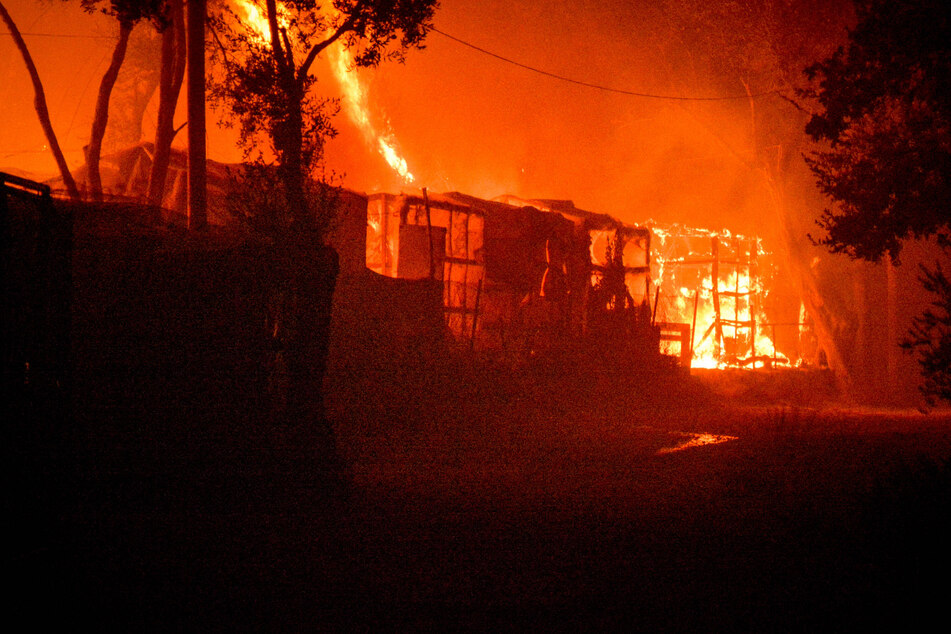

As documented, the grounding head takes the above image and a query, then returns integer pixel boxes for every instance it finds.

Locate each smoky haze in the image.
[322,0,852,244]
[1,0,851,243]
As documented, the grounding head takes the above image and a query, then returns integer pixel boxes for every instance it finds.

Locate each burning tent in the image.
[42,142,235,226]
[495,196,652,309]
[366,190,578,359]
[366,190,658,363]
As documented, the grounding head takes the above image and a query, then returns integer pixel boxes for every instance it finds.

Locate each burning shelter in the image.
[365,190,660,363]
[645,222,803,370]
[366,190,581,360]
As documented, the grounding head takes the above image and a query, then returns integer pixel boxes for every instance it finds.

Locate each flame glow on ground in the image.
[657,432,738,455]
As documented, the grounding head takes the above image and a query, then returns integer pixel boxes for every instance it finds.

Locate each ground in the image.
[9,363,951,631]
[334,394,951,630]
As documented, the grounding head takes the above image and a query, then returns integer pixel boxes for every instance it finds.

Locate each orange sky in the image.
[1,0,850,240]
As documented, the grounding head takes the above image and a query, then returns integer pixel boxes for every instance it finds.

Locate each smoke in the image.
[321,0,849,242]
[2,0,850,243]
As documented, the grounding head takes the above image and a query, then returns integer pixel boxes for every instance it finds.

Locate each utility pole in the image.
[186,0,207,230]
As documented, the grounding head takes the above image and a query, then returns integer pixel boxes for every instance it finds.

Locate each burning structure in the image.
[365,190,657,363]
[363,188,796,370]
[648,223,791,369]
[38,144,803,373]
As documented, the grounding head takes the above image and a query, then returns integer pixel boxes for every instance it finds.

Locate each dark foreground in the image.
[9,363,951,632]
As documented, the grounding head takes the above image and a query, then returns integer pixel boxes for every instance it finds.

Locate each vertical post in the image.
[711,236,723,362]
[470,276,483,352]
[186,0,207,231]
[380,194,390,276]
[690,289,699,365]
[772,323,777,368]
[651,286,660,326]
[734,237,740,360]
[645,230,651,301]
[885,255,898,399]
[422,187,434,279]
[749,238,757,367]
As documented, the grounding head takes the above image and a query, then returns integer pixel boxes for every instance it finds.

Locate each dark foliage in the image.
[804,0,951,402]
[76,0,168,30]
[900,252,951,403]
[803,0,951,262]
[209,0,437,238]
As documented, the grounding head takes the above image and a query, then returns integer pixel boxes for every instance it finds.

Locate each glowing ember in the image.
[657,432,738,455]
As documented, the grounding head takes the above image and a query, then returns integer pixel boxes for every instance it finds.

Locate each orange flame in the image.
[235,0,283,45]
[234,1,415,184]
[650,222,787,369]
[327,44,416,183]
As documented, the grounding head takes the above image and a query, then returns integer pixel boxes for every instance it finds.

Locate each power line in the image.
[431,27,780,102]
[4,27,780,101]
[1,31,116,39]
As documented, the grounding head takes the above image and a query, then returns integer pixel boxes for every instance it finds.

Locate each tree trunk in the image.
[773,185,854,397]
[281,100,309,230]
[0,2,79,200]
[147,0,186,207]
[186,0,207,230]
[87,20,133,202]
[280,244,343,481]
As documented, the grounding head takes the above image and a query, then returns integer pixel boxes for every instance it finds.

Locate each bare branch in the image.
[280,26,294,69]
[0,0,80,199]
[297,12,358,86]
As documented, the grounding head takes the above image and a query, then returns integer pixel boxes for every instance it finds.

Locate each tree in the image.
[900,260,951,403]
[206,1,437,479]
[78,0,166,202]
[653,0,856,387]
[804,0,951,402]
[0,1,80,200]
[146,0,186,207]
[803,0,950,261]
[208,0,437,241]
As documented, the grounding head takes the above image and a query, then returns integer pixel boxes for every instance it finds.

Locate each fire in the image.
[327,44,416,183]
[657,432,738,455]
[649,222,787,370]
[234,0,285,45]
[233,1,415,184]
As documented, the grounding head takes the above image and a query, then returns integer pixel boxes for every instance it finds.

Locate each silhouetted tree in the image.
[206,1,438,493]
[146,0,186,207]
[77,1,166,201]
[0,1,80,199]
[804,0,951,402]
[901,260,951,403]
[208,0,437,241]
[803,0,950,260]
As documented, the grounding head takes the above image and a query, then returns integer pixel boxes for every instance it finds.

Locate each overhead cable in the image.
[1,31,115,39]
[432,27,780,102]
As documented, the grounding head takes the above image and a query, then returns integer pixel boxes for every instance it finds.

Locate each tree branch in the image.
[296,11,359,86]
[0,1,80,199]
[280,25,294,69]
[207,17,234,71]
[265,0,289,72]
[86,20,133,202]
